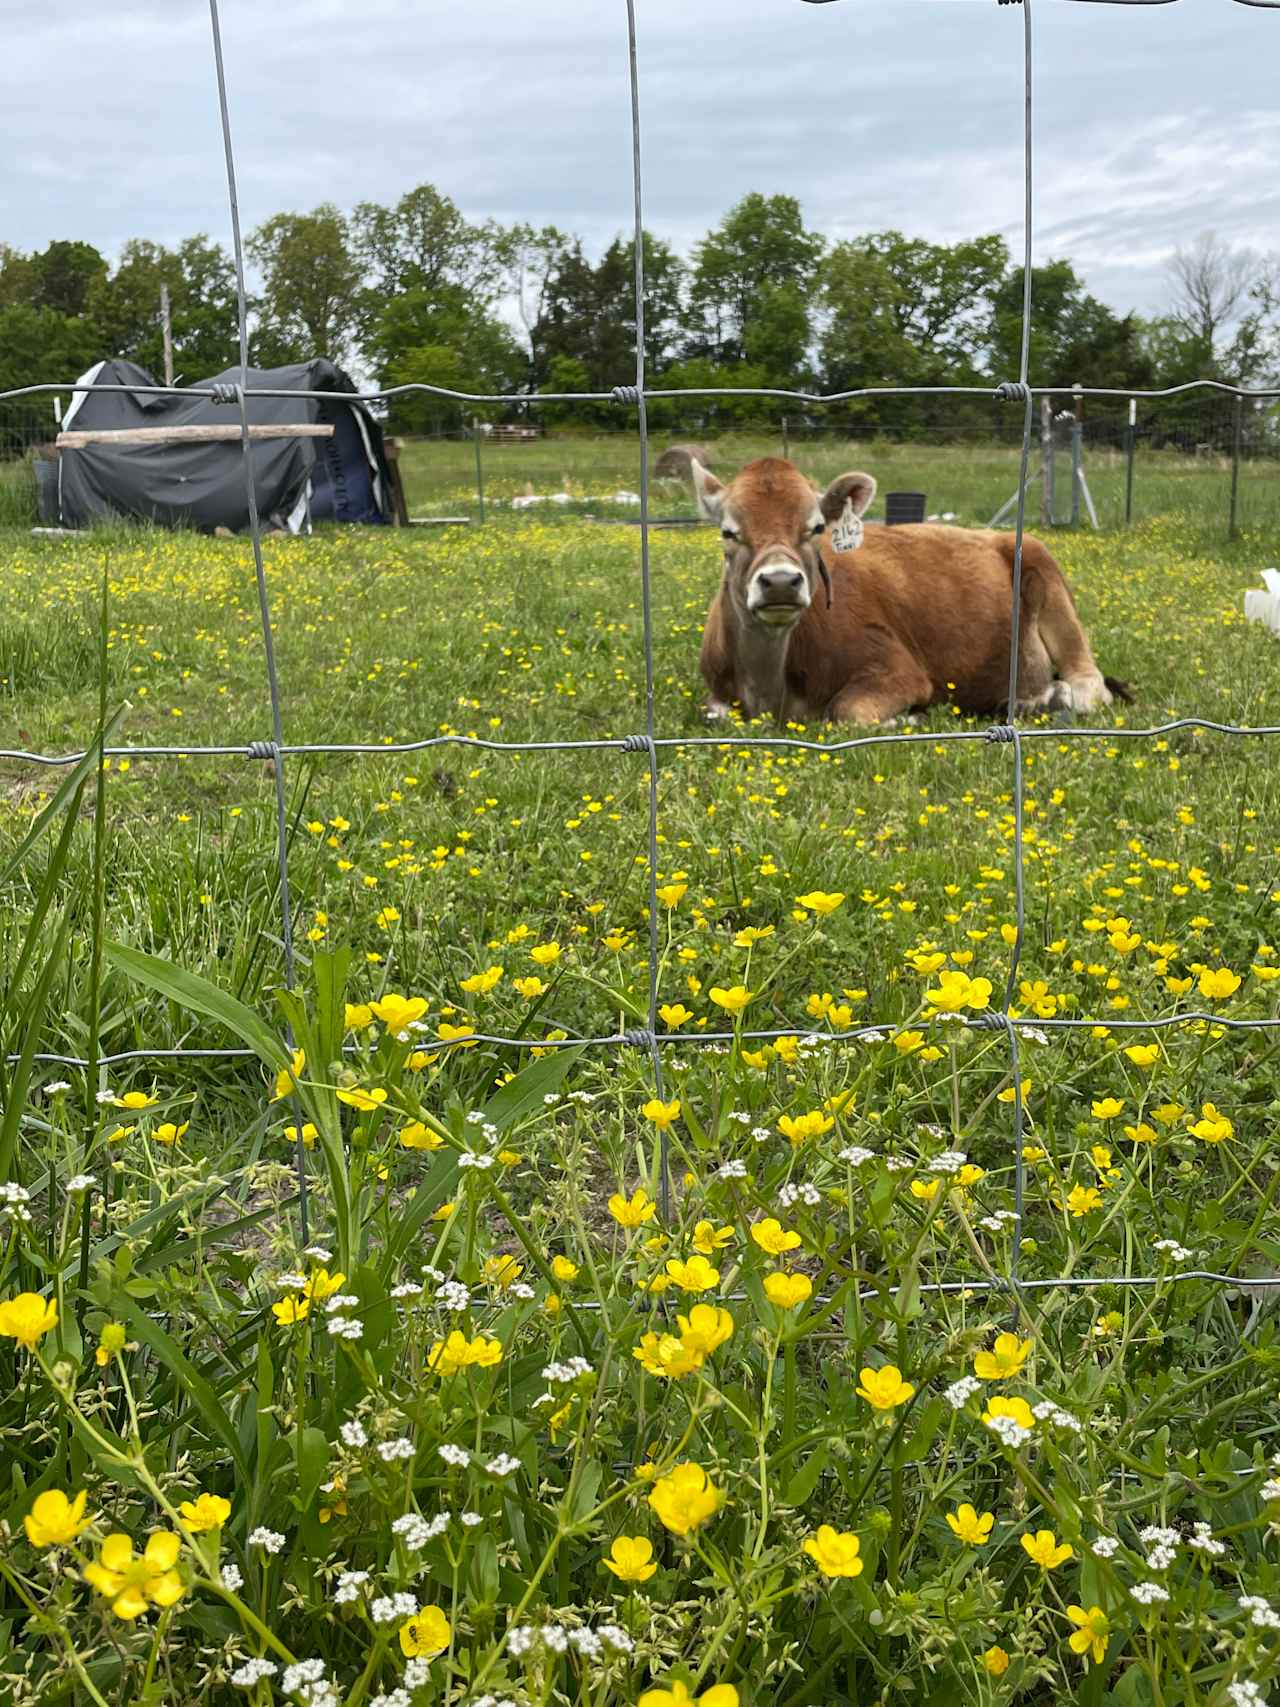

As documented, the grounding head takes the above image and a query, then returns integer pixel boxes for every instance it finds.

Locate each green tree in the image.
[28,240,108,318]
[368,284,523,431]
[685,193,823,380]
[0,304,100,400]
[248,204,362,362]
[989,260,1152,393]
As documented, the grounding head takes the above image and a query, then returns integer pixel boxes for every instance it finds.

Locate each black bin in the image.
[884,491,926,526]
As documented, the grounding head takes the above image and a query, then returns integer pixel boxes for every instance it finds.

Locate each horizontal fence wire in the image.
[6,0,1279,1318]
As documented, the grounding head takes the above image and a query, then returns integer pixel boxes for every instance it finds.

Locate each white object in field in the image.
[1244,568,1280,635]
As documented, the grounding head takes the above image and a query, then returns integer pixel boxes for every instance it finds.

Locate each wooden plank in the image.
[408,516,471,527]
[56,423,335,449]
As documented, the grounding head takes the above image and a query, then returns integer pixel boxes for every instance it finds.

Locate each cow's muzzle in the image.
[747,561,810,625]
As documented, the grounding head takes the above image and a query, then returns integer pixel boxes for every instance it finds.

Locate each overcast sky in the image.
[6,0,1279,318]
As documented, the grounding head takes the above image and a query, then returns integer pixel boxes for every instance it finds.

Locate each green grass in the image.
[2,471,1280,1705]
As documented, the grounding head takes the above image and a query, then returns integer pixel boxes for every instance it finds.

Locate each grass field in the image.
[2,466,1280,1704]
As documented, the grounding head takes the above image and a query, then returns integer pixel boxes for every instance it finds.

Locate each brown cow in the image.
[690,455,1126,725]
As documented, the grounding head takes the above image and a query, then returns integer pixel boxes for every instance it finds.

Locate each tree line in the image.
[1,185,1276,437]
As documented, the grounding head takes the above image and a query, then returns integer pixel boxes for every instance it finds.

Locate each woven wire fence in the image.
[4,0,1280,1296]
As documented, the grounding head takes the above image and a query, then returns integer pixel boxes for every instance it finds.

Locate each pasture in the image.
[2,476,1280,1705]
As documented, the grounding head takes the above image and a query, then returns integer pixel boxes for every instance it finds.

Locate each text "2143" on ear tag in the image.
[831,498,863,554]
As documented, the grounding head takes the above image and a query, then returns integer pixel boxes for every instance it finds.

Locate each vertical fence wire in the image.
[1000,0,1035,1316]
[208,0,309,1242]
[623,0,672,1217]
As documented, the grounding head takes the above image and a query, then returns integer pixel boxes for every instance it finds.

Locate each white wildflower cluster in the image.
[465,1109,486,1124]
[392,1511,449,1549]
[231,1658,279,1686]
[334,1569,369,1605]
[327,1316,363,1341]
[485,1453,521,1478]
[470,1697,519,1707]
[1140,1525,1181,1571]
[566,1089,595,1104]
[282,1661,328,1693]
[778,1182,821,1209]
[944,1376,980,1410]
[44,1079,71,1095]
[727,1110,751,1126]
[95,1088,116,1105]
[751,1127,772,1143]
[371,1592,418,1625]
[390,1282,423,1300]
[66,1173,97,1194]
[543,1092,561,1106]
[1227,1682,1268,1707]
[439,1444,470,1468]
[885,1155,914,1174]
[839,1145,875,1167]
[1032,1399,1082,1434]
[304,1245,333,1262]
[248,1526,286,1554]
[1186,1522,1227,1556]
[508,1282,536,1301]
[932,1150,968,1175]
[1260,1478,1280,1504]
[403,1659,432,1691]
[1017,1025,1050,1045]
[984,1412,1033,1449]
[1152,1238,1193,1262]
[340,1419,368,1449]
[371,1692,412,1707]
[1239,1595,1280,1631]
[458,1152,495,1171]
[377,1437,415,1463]
[278,1272,308,1292]
[507,1624,633,1661]
[220,1562,244,1591]
[0,1183,32,1223]
[461,1511,483,1528]
[860,1030,889,1045]
[1131,1581,1171,1605]
[716,1160,747,1181]
[326,1294,360,1313]
[1092,1536,1120,1559]
[542,1357,592,1383]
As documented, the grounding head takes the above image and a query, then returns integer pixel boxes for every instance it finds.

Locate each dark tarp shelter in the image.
[52,358,396,531]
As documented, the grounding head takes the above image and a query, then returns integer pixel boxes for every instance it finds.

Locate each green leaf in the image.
[113,1296,250,1481]
[0,704,127,889]
[783,1443,830,1509]
[482,1044,584,1131]
[106,944,290,1073]
[294,1425,330,1514]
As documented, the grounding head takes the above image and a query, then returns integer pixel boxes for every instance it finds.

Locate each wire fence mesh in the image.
[3,0,1280,1309]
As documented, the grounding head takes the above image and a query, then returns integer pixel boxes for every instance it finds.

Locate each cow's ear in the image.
[691,459,726,524]
[819,471,877,525]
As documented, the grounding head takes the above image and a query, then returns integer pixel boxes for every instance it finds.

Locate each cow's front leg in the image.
[829,657,933,726]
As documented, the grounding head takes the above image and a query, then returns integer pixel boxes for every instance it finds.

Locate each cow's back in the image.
[786,524,1041,712]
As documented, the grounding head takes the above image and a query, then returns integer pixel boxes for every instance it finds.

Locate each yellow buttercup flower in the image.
[750,1218,801,1256]
[1021,1528,1073,1569]
[483,1254,523,1290]
[271,1296,310,1326]
[856,1365,915,1410]
[399,1120,443,1151]
[946,1503,994,1545]
[802,1525,863,1578]
[633,1331,703,1379]
[709,985,752,1015]
[151,1120,189,1145]
[305,1268,346,1301]
[1189,1102,1233,1143]
[648,1462,723,1535]
[1066,1184,1102,1217]
[178,1493,231,1533]
[399,1604,451,1657]
[764,1271,812,1310]
[460,966,503,996]
[603,1535,658,1582]
[513,975,547,999]
[551,1255,580,1283]
[983,1646,1010,1677]
[1090,1097,1124,1120]
[925,969,992,1011]
[1124,1044,1160,1069]
[0,1292,58,1349]
[24,1489,90,1548]
[642,1098,681,1131]
[639,1683,738,1707]
[973,1332,1031,1382]
[777,1109,834,1145]
[655,882,688,908]
[530,941,561,966]
[677,1304,734,1356]
[1198,966,1241,1000]
[344,1003,374,1031]
[1066,1604,1109,1665]
[609,1187,658,1228]
[659,1003,693,1028]
[113,1089,158,1110]
[427,1330,503,1374]
[337,1085,388,1112]
[982,1395,1035,1432]
[665,1254,720,1294]
[692,1220,734,1255]
[369,993,428,1030]
[796,891,845,916]
[83,1532,185,1620]
[271,1048,305,1101]
[285,1122,317,1149]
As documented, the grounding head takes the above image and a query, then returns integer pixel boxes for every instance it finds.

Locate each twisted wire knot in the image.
[622,1028,656,1050]
[972,1011,1014,1032]
[621,733,654,754]
[610,384,640,405]
[210,382,241,406]
[246,739,281,761]
[984,724,1017,745]
[993,380,1030,402]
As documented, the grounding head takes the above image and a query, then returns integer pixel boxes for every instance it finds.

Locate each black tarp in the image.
[57,357,394,531]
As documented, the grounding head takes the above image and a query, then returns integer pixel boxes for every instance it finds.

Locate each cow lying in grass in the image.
[684,454,1129,726]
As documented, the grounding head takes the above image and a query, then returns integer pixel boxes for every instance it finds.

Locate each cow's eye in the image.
[721,527,738,543]
[811,521,825,536]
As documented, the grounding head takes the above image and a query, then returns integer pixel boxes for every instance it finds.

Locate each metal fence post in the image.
[1124,397,1136,527]
[1228,394,1243,539]
[1039,396,1054,527]
[782,414,790,461]
[473,417,486,524]
[1070,385,1083,528]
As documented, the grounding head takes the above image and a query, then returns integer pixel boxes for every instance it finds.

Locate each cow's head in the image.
[690,456,876,632]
